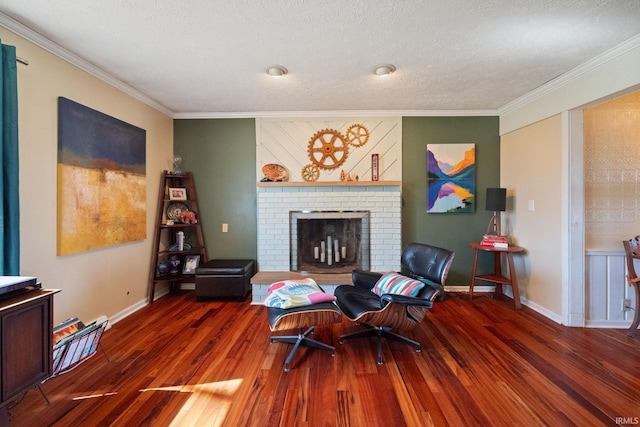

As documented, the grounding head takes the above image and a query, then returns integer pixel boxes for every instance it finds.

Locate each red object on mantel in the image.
[480,234,508,249]
[371,154,379,181]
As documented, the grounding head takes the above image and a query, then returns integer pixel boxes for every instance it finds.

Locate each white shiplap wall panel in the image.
[257,117,401,182]
[585,250,637,327]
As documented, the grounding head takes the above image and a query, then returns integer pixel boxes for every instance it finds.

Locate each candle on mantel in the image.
[341,246,346,258]
[314,246,319,259]
[320,241,325,263]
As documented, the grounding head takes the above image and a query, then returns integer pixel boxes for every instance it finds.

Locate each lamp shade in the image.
[486,188,506,212]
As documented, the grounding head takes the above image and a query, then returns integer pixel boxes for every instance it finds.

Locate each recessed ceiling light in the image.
[267,65,288,77]
[373,64,396,76]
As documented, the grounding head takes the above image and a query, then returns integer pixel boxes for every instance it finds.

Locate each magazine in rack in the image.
[50,317,109,378]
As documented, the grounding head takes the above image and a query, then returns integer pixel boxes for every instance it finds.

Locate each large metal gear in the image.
[345,124,370,147]
[307,129,349,170]
[301,163,320,182]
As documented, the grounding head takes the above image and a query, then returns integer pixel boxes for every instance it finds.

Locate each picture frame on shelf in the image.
[182,255,200,274]
[169,187,187,200]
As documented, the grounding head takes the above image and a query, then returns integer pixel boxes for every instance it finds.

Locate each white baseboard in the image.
[108,282,198,326]
[586,319,635,329]
[445,285,494,293]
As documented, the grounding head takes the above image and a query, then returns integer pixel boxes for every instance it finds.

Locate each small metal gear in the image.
[307,129,349,170]
[345,124,370,147]
[301,164,320,182]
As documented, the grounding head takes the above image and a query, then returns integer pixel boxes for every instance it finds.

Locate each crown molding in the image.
[0,12,497,121]
[173,109,498,120]
[0,12,174,117]
[498,34,640,116]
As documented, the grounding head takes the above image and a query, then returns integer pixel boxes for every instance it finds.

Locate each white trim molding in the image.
[0,12,174,117]
[499,34,640,135]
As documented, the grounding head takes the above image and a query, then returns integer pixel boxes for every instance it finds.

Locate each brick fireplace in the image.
[252,182,402,303]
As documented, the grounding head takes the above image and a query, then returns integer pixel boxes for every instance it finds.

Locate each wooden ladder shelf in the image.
[148,171,207,302]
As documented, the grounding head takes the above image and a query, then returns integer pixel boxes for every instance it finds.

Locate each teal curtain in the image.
[0,40,20,275]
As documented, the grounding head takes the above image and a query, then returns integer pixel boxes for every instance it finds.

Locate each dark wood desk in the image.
[469,242,525,309]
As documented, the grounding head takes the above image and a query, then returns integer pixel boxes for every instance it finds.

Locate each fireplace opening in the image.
[290,211,370,274]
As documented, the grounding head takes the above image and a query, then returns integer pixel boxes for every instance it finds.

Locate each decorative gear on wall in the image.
[307,129,349,170]
[301,164,320,182]
[345,124,370,147]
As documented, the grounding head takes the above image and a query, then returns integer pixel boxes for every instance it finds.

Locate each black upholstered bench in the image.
[194,259,255,301]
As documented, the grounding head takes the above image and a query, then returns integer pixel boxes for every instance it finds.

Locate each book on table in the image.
[480,234,508,249]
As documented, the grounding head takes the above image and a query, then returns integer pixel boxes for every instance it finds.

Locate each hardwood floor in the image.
[8,291,640,426]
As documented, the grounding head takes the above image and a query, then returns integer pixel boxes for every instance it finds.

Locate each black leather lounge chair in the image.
[334,242,455,364]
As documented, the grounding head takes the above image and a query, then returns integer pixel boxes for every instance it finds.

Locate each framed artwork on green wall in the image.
[426,143,475,213]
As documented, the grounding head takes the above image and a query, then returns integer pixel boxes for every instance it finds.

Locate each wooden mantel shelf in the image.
[257,180,401,187]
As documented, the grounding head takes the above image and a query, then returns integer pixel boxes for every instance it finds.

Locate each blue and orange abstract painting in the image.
[57,97,146,255]
[426,143,475,213]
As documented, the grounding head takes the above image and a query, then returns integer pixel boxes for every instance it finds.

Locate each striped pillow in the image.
[372,272,425,297]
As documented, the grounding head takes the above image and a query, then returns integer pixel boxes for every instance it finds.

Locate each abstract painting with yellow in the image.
[57,97,146,255]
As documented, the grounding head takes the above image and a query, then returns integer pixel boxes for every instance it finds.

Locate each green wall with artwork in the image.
[402,117,500,285]
[174,115,500,285]
[174,118,257,260]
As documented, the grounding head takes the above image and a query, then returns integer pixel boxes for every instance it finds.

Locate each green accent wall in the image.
[402,117,500,285]
[174,118,257,260]
[174,116,500,285]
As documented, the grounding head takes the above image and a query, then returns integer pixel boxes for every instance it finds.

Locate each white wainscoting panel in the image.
[585,249,637,327]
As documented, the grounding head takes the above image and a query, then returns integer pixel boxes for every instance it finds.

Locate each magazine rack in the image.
[38,318,110,404]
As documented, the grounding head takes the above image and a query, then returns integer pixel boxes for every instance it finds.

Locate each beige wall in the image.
[584,91,640,250]
[501,115,563,315]
[1,29,174,324]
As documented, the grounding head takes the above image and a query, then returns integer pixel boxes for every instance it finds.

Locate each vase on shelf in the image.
[168,254,181,274]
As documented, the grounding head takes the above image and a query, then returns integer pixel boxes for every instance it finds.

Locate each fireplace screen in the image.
[290,211,370,274]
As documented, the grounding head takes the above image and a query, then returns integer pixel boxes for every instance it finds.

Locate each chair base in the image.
[339,326,421,365]
[271,326,336,372]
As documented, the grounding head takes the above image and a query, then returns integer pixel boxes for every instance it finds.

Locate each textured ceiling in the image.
[1,0,640,116]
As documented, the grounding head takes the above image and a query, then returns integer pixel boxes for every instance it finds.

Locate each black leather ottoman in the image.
[195,259,255,301]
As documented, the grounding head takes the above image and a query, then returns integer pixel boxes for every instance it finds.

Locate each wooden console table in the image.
[468,242,525,309]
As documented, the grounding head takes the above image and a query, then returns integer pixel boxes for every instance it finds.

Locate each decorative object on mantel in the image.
[261,163,288,181]
[301,123,371,182]
[301,164,320,182]
[308,129,349,170]
[345,124,370,147]
[372,153,379,181]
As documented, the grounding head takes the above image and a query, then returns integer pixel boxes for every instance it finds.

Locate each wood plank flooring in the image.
[7,291,640,426]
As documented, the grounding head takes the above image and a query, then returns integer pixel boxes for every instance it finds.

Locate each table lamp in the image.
[486,187,506,236]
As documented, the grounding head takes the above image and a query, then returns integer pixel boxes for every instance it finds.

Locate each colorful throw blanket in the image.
[262,278,336,309]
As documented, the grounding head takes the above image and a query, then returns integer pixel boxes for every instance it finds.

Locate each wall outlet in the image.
[222,223,228,233]
[622,298,632,312]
